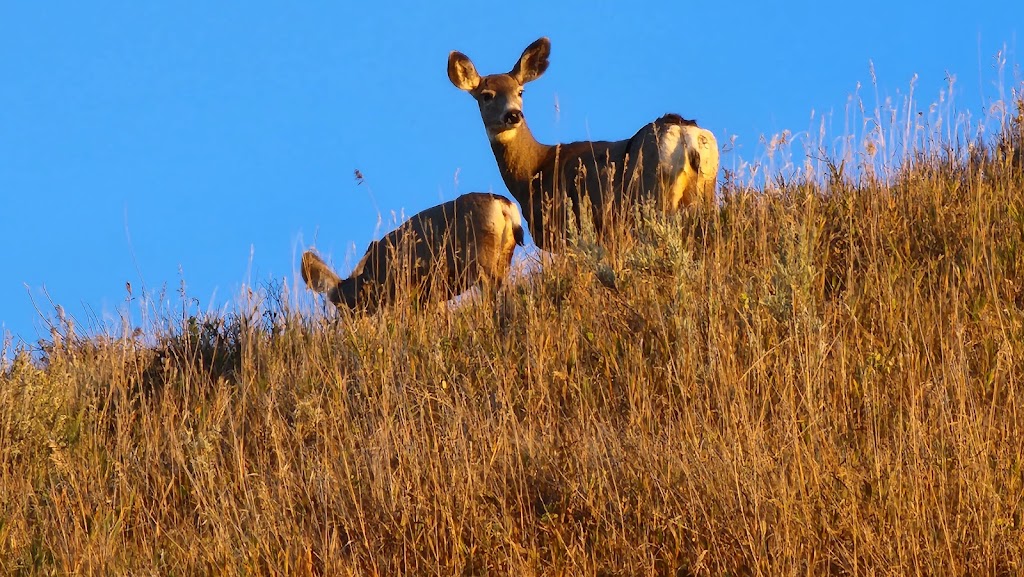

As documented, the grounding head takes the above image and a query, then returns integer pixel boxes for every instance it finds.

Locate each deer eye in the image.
[518,89,524,97]
[480,91,495,102]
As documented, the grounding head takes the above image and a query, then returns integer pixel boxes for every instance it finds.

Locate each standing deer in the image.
[301,192,525,313]
[448,37,719,251]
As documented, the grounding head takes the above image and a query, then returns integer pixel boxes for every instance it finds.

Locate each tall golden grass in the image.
[2,87,1023,575]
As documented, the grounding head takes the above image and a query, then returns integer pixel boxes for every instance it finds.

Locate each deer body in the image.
[449,37,719,251]
[302,192,524,313]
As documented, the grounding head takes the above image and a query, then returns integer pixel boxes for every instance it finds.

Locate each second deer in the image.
[301,192,525,314]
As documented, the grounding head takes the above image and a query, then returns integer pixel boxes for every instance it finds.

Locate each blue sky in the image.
[1,2,1020,345]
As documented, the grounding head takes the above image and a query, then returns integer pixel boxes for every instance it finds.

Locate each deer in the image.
[448,37,720,251]
[301,192,525,314]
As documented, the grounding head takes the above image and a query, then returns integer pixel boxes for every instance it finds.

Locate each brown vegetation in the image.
[2,95,1022,575]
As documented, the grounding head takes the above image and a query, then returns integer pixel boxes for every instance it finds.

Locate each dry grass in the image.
[3,90,1024,575]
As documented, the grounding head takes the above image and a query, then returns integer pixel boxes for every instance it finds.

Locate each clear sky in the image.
[1,2,1020,345]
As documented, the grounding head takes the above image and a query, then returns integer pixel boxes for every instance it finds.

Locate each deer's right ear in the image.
[448,51,481,92]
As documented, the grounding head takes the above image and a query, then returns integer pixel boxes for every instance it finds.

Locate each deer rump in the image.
[302,192,525,313]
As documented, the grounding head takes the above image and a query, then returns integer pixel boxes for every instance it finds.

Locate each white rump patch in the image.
[689,126,720,183]
[500,197,523,230]
[657,124,689,173]
[657,125,696,210]
[657,124,720,209]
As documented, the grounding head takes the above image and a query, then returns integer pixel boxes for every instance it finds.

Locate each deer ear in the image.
[510,37,550,84]
[301,250,341,294]
[448,51,481,91]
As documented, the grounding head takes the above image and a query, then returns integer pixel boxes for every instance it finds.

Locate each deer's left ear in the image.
[301,250,341,294]
[510,37,550,85]
[448,51,481,91]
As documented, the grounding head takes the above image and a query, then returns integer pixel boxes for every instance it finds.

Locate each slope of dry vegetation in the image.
[3,96,1024,575]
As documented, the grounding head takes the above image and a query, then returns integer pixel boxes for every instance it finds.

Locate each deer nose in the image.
[503,110,523,126]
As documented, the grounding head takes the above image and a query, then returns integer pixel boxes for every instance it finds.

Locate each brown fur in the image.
[301,192,525,313]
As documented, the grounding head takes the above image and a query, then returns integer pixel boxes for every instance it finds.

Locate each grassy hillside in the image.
[3,95,1023,575]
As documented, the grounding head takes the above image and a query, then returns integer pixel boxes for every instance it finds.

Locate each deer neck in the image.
[489,122,552,203]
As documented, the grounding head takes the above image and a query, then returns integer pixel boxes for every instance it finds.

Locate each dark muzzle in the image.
[502,110,523,127]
